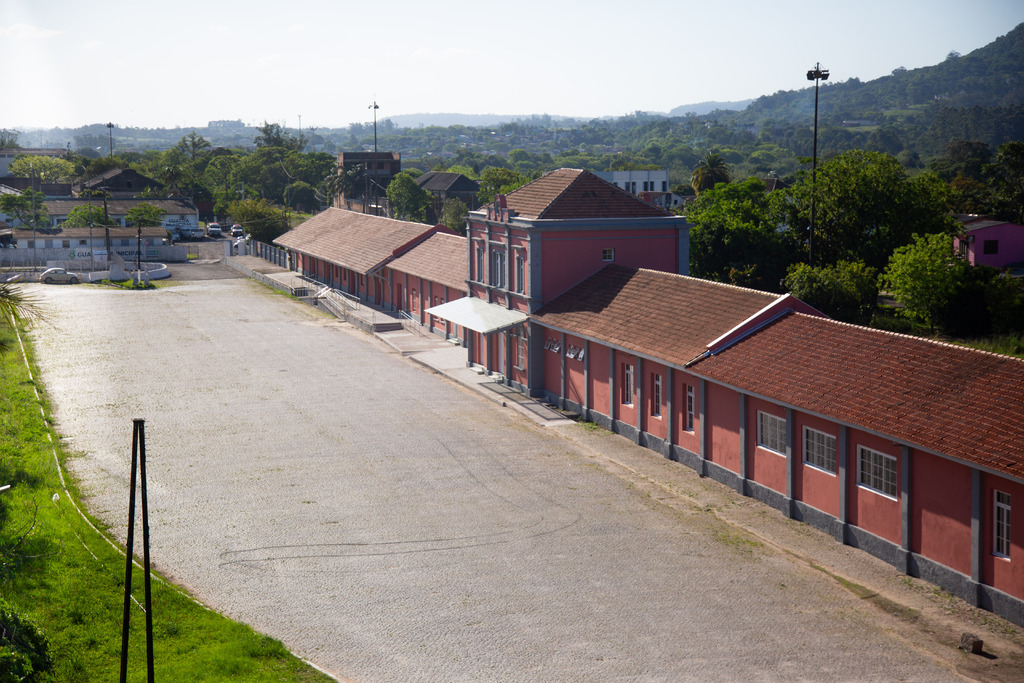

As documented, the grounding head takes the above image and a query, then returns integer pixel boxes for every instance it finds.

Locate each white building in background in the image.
[594,169,687,211]
[594,169,670,195]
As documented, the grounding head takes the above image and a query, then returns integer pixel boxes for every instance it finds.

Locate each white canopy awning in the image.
[425,297,528,334]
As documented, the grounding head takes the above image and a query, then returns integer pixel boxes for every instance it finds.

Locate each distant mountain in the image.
[668,100,754,117]
[732,22,1024,126]
[388,113,577,128]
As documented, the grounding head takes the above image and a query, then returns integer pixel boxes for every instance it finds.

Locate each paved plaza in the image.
[26,270,1021,681]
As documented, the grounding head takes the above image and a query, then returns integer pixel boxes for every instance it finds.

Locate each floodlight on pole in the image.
[369,101,379,155]
[107,122,114,158]
[805,63,829,266]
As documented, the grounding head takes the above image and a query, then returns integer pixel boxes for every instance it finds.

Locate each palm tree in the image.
[691,152,732,194]
[0,281,41,355]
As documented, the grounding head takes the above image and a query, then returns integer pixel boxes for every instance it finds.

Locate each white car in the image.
[39,267,81,284]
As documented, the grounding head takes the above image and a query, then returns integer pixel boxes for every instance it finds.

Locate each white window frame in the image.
[475,243,485,282]
[514,329,527,371]
[757,411,786,455]
[803,427,837,474]
[514,251,525,294]
[995,490,1011,559]
[622,363,634,406]
[651,373,662,417]
[489,248,506,288]
[858,446,897,499]
[685,384,695,432]
[602,248,615,262]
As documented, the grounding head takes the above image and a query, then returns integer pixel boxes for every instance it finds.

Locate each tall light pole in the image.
[368,101,380,215]
[107,122,114,158]
[369,101,379,155]
[806,63,829,266]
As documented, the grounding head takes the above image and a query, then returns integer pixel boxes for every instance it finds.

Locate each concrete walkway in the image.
[376,330,574,428]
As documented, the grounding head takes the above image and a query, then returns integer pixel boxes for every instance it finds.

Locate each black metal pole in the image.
[810,75,819,267]
[138,418,155,682]
[119,422,140,683]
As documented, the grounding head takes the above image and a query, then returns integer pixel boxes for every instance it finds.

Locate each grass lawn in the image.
[0,322,334,681]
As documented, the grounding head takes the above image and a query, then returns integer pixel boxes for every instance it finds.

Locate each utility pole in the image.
[107,122,114,158]
[369,102,380,216]
[806,63,829,267]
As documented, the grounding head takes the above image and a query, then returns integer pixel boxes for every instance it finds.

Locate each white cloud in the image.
[0,23,61,39]
[286,24,304,33]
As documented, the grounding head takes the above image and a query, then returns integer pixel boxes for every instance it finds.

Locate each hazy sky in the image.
[3,0,1023,131]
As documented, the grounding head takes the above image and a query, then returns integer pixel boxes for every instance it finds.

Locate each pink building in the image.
[274,208,453,309]
[426,169,691,390]
[387,231,468,341]
[954,215,1024,268]
[532,267,1024,625]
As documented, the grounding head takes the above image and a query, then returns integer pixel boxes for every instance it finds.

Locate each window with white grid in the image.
[803,427,837,474]
[858,446,897,498]
[685,384,695,432]
[757,411,786,454]
[651,374,662,417]
[622,364,634,405]
[995,491,1011,558]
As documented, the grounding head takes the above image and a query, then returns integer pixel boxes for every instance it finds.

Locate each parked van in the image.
[207,222,223,237]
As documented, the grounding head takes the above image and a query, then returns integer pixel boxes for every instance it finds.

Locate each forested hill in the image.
[731,22,1024,126]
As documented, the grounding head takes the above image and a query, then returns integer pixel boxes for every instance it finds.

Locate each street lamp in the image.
[806,63,829,266]
[368,102,380,215]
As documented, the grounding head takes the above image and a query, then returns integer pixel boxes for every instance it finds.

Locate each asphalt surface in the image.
[26,262,1013,681]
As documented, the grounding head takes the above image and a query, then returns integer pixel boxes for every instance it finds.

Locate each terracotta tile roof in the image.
[692,312,1024,479]
[41,198,196,216]
[387,231,468,292]
[13,225,166,239]
[532,265,780,366]
[274,208,442,274]
[505,169,668,220]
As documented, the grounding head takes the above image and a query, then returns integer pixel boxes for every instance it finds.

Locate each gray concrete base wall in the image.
[576,408,1024,628]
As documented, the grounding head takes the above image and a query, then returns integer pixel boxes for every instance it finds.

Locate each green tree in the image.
[439,198,469,235]
[0,191,48,230]
[880,233,967,331]
[686,177,800,291]
[125,203,165,228]
[784,260,879,324]
[174,131,211,163]
[476,167,531,205]
[253,121,305,152]
[386,172,431,222]
[0,129,19,148]
[228,198,288,243]
[8,155,76,183]
[794,150,958,270]
[0,598,53,681]
[690,152,731,194]
[989,140,1024,224]
[61,204,116,228]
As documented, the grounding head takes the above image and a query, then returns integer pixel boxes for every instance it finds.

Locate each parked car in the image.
[39,267,81,284]
[207,222,223,237]
[231,224,243,237]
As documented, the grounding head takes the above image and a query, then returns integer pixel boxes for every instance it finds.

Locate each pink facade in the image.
[911,451,972,575]
[529,322,1024,623]
[954,221,1024,268]
[985,474,1024,600]
[792,412,841,518]
[537,228,681,304]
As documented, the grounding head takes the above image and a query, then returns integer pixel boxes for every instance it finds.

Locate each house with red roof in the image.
[273,208,454,308]
[387,230,469,340]
[529,264,1024,625]
[426,169,691,390]
[267,170,1024,628]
